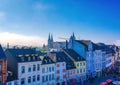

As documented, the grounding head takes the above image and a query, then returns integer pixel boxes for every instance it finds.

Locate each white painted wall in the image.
[41,64,55,85]
[94,50,102,72]
[106,53,113,68]
[18,61,42,85]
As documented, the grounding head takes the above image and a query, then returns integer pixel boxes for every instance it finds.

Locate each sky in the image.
[0,0,120,46]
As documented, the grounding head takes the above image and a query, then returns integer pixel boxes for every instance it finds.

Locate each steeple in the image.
[51,34,53,42]
[72,32,76,40]
[48,33,51,41]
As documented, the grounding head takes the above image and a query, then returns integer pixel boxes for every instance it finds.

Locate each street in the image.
[85,74,114,85]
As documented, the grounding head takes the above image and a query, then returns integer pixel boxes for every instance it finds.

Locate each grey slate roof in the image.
[6,48,36,56]
[5,48,41,62]
[64,49,85,61]
[0,45,6,60]
[75,40,105,51]
[50,52,65,62]
[7,75,18,82]
[41,56,55,65]
[56,52,76,70]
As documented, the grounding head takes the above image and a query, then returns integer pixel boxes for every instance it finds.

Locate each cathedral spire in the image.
[72,32,76,40]
[51,34,53,42]
[48,33,51,41]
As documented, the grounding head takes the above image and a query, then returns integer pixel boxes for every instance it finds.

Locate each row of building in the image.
[0,33,119,85]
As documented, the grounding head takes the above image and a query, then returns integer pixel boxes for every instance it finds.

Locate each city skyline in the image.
[0,0,120,46]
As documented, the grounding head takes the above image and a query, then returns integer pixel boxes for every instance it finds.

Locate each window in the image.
[62,63,64,66]
[8,82,11,85]
[63,69,66,72]
[28,67,31,72]
[46,75,48,81]
[80,69,82,73]
[77,69,79,74]
[14,81,18,85]
[52,66,54,71]
[52,74,54,80]
[83,68,85,72]
[33,56,35,60]
[46,67,48,72]
[21,57,25,62]
[37,75,40,81]
[33,65,36,71]
[57,76,60,80]
[28,76,31,83]
[28,57,31,61]
[33,76,36,82]
[37,64,40,71]
[49,74,51,81]
[83,62,85,66]
[0,77,1,84]
[21,66,25,74]
[77,63,79,67]
[42,68,45,73]
[80,63,82,66]
[0,64,1,73]
[63,75,66,78]
[56,70,60,74]
[49,67,51,72]
[57,64,60,67]
[21,78,25,85]
[42,76,45,82]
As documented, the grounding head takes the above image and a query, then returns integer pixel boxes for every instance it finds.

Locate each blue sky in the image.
[0,0,120,46]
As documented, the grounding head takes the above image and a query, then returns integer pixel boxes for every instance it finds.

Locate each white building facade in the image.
[41,56,55,85]
[93,50,102,77]
[18,61,42,85]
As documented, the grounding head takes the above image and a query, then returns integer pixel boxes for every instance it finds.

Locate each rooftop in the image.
[64,49,85,61]
[0,45,6,60]
[56,52,76,70]
[5,48,41,62]
[41,56,55,65]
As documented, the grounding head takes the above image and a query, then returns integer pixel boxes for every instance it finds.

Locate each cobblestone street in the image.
[85,74,114,85]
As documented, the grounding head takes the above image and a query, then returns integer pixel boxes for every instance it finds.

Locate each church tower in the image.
[48,33,54,49]
[68,32,76,49]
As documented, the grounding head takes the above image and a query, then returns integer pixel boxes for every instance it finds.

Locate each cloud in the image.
[0,32,47,47]
[114,40,120,46]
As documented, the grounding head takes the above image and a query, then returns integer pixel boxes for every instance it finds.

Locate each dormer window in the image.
[33,56,35,61]
[28,57,31,61]
[21,57,25,62]
[37,57,40,60]
[45,59,47,63]
[49,59,51,63]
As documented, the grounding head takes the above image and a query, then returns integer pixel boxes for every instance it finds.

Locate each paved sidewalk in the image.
[85,74,114,85]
